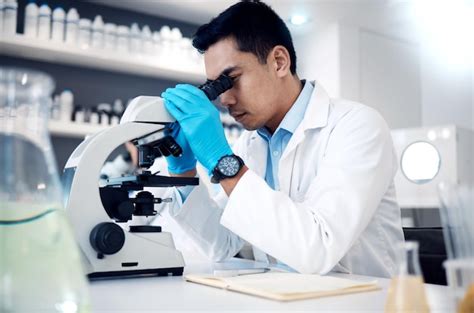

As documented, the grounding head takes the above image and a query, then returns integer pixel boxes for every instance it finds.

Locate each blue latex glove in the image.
[164,122,197,174]
[161,84,233,174]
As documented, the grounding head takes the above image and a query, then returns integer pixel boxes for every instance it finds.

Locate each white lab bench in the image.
[89,258,454,312]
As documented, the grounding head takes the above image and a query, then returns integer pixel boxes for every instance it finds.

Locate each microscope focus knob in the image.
[90,222,125,256]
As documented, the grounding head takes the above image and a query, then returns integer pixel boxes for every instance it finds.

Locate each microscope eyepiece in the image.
[198,74,233,101]
[136,74,232,168]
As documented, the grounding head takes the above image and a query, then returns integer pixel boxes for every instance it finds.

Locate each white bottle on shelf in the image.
[141,25,153,55]
[129,23,140,54]
[152,31,161,56]
[51,7,65,42]
[160,25,172,62]
[37,4,51,40]
[160,25,171,38]
[59,89,74,122]
[170,28,182,45]
[0,0,4,34]
[180,38,192,66]
[3,0,18,35]
[112,99,124,116]
[91,15,104,49]
[100,113,109,126]
[193,48,204,69]
[51,94,60,120]
[89,111,99,125]
[23,1,38,38]
[110,115,119,126]
[104,23,116,50]
[170,27,183,64]
[116,25,129,54]
[74,110,84,124]
[65,8,79,45]
[78,18,91,48]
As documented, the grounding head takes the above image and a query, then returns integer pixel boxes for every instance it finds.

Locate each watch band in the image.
[211,154,244,184]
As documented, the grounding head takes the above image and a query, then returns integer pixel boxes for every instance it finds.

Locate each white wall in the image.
[359,30,421,129]
[295,23,422,129]
[420,53,473,131]
[292,5,472,227]
[338,24,360,102]
[295,20,473,131]
[294,23,340,97]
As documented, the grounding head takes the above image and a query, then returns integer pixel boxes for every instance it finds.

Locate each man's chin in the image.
[242,123,262,131]
[238,116,264,131]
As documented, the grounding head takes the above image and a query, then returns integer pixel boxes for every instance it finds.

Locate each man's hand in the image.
[161,84,233,174]
[165,122,197,175]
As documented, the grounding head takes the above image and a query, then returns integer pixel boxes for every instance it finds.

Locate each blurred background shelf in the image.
[0,35,205,82]
[48,120,109,138]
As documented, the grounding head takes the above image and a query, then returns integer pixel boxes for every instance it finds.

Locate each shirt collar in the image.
[257,80,314,140]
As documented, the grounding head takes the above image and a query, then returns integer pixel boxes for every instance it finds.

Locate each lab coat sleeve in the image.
[220,107,396,274]
[165,137,249,261]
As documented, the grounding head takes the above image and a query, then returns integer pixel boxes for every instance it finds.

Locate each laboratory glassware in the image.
[0,67,90,312]
[384,241,430,313]
[438,182,474,313]
[438,182,474,259]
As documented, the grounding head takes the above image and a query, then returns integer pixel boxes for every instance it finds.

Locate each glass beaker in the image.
[444,259,474,313]
[0,67,90,312]
[438,182,474,259]
[438,182,474,313]
[384,241,430,313]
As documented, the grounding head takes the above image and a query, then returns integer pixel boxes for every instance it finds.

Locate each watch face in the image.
[218,156,240,177]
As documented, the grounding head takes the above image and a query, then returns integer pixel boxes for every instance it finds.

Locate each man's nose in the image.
[219,89,236,108]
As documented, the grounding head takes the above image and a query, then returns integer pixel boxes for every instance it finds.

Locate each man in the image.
[160,0,404,277]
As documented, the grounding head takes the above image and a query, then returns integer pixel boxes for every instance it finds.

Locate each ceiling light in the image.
[289,14,308,26]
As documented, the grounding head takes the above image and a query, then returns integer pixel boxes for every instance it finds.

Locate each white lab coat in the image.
[166,81,405,278]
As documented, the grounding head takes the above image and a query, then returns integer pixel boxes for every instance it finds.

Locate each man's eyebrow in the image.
[207,66,241,81]
[221,66,240,77]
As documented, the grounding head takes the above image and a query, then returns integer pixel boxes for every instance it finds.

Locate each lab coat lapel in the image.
[281,81,330,161]
[279,81,330,194]
[241,134,272,264]
[245,133,268,179]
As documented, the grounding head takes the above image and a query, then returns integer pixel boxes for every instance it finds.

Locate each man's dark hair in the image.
[192,0,297,74]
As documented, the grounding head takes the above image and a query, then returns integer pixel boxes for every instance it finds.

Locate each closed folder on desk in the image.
[185,272,380,301]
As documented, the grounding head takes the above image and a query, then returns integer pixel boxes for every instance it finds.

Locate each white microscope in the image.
[62,74,233,279]
[62,96,198,279]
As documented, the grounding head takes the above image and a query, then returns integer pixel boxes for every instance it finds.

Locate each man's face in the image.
[204,37,281,131]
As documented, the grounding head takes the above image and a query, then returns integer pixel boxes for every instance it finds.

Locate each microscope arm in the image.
[121,96,175,124]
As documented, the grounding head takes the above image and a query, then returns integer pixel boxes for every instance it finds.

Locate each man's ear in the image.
[269,45,291,78]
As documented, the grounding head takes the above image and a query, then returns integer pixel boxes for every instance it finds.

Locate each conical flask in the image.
[385,241,430,313]
[0,67,90,312]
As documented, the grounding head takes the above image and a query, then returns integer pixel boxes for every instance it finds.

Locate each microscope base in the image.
[88,266,184,280]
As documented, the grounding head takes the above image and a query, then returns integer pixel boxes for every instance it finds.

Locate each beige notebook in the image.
[185,272,380,301]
